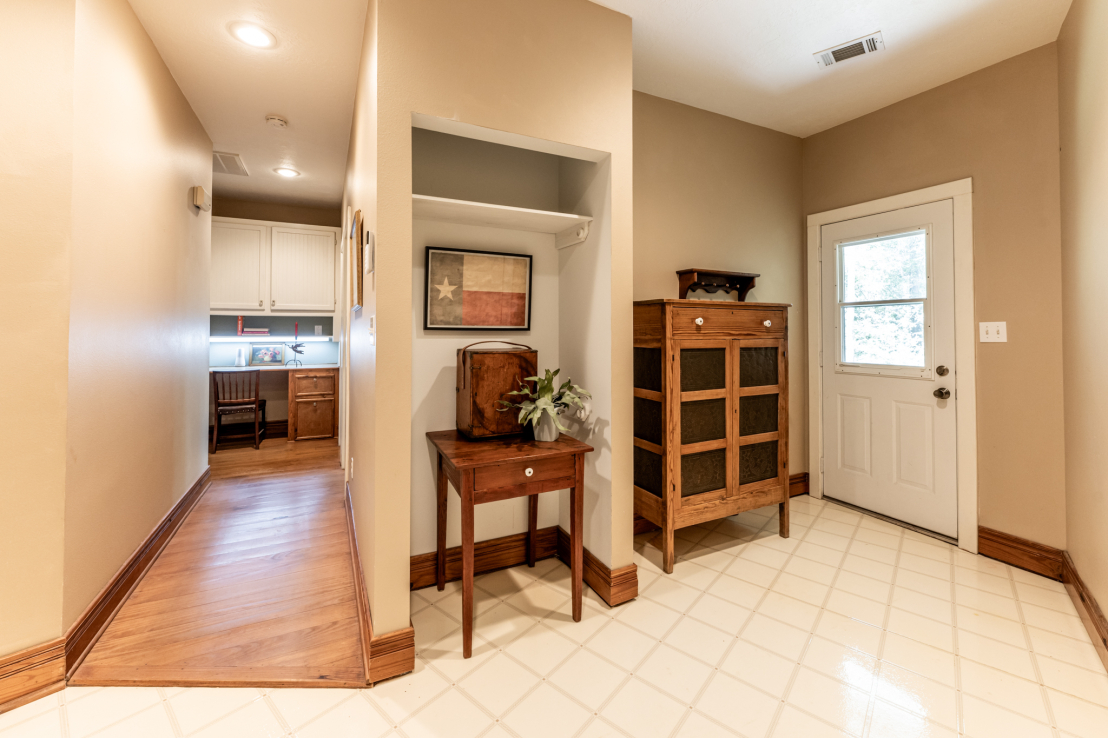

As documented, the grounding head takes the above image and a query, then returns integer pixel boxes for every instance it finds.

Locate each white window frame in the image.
[834,224,935,380]
[807,179,978,554]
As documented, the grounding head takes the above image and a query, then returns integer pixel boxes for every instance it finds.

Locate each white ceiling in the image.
[596,0,1072,138]
[128,0,368,208]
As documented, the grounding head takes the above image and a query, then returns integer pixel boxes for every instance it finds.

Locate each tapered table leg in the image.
[527,495,538,567]
[571,454,584,622]
[436,453,448,590]
[461,470,475,658]
[779,498,790,538]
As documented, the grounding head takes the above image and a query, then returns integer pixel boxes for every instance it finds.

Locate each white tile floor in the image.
[3,495,1107,738]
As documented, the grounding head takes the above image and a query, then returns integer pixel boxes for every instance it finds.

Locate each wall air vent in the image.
[213,151,249,176]
[814,32,884,69]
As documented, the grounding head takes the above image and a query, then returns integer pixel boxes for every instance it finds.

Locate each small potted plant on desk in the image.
[499,369,591,442]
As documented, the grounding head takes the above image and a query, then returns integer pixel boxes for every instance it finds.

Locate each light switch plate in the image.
[979,322,1007,342]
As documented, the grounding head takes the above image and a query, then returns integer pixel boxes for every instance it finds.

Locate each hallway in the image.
[70,440,364,688]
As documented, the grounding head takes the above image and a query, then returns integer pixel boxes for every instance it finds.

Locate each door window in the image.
[837,228,932,376]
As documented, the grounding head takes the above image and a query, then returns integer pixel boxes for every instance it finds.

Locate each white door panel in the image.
[211,223,265,310]
[271,227,336,312]
[821,200,958,537]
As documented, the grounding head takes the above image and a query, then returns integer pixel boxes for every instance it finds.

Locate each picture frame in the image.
[249,344,285,366]
[350,209,363,311]
[424,246,532,331]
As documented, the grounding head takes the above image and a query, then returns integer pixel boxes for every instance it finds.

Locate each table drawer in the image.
[474,455,575,491]
[292,371,336,397]
[671,306,785,336]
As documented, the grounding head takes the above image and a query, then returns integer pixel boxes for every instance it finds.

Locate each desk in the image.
[209,365,339,441]
[427,430,593,658]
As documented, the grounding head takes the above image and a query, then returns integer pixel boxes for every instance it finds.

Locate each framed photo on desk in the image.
[249,344,284,366]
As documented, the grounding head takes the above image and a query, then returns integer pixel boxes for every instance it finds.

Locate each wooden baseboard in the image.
[346,484,415,686]
[367,626,415,686]
[409,526,637,608]
[556,528,638,607]
[0,639,65,715]
[410,528,560,591]
[63,466,212,680]
[1063,552,1108,670]
[789,472,809,498]
[978,526,1065,581]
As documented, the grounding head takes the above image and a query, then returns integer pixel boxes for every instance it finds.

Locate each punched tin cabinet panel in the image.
[632,300,791,574]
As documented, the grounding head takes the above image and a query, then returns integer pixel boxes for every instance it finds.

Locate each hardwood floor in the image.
[71,438,365,687]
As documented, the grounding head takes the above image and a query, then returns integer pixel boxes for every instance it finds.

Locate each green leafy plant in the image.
[498,368,591,431]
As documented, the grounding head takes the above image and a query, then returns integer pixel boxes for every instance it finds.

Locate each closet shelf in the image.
[412,194,592,249]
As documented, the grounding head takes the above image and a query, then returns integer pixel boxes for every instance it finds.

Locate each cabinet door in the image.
[271,227,336,312]
[211,223,266,310]
[673,339,733,507]
[734,339,788,498]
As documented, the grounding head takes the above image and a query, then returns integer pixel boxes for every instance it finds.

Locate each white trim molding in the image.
[806,178,978,554]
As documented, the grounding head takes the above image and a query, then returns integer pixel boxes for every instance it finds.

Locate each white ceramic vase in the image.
[534,412,559,442]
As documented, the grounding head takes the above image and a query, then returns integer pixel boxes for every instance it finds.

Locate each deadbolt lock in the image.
[936,365,949,376]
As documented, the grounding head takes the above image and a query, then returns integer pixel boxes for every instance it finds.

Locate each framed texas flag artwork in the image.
[424,247,532,331]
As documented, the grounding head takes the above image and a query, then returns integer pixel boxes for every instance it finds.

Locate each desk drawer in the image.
[292,371,335,397]
[474,455,575,491]
[671,306,785,337]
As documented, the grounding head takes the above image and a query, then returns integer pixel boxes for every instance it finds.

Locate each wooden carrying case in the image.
[456,341,537,439]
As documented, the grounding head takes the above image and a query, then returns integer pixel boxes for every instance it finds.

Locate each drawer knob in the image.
[763,319,772,327]
[694,317,704,326]
[525,467,534,477]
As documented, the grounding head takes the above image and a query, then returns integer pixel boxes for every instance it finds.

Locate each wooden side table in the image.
[427,430,594,658]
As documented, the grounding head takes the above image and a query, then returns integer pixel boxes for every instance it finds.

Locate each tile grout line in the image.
[157,687,184,738]
[948,537,966,737]
[1008,564,1064,737]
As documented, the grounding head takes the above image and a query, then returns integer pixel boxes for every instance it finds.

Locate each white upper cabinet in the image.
[270,227,337,312]
[210,218,340,316]
[211,222,266,310]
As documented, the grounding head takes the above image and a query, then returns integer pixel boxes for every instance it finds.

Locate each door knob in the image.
[695,317,704,326]
[933,388,951,400]
[936,365,949,376]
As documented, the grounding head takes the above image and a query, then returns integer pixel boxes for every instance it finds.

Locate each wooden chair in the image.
[211,370,267,453]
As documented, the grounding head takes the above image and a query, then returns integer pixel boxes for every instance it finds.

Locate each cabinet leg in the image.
[527,494,538,568]
[436,453,447,590]
[210,415,218,454]
[662,522,675,575]
[779,498,790,539]
[461,471,474,659]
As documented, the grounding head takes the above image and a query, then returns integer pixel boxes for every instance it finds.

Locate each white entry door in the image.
[821,200,958,538]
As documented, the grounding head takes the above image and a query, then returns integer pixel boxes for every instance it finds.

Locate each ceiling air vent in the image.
[213,151,249,176]
[814,32,884,69]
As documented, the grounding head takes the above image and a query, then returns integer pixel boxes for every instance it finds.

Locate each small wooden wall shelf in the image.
[677,268,759,300]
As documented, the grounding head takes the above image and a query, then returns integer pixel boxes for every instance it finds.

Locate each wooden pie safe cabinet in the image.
[633,300,791,573]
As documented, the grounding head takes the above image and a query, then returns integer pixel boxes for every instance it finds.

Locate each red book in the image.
[237,316,243,336]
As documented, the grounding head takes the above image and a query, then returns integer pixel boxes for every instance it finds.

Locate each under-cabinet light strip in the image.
[210,335,333,343]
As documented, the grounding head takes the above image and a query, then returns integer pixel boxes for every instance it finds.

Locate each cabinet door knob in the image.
[271,299,275,307]
[763,319,772,327]
[694,317,704,326]
[258,300,262,307]
[525,467,534,477]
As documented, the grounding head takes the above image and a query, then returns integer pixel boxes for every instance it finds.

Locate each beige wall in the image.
[62,0,212,626]
[803,44,1067,548]
[0,0,75,656]
[344,0,632,635]
[1058,0,1108,609]
[633,92,807,472]
[212,196,341,228]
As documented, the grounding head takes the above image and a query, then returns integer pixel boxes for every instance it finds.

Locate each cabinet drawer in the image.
[292,372,335,396]
[671,306,784,336]
[295,397,335,439]
[474,455,575,491]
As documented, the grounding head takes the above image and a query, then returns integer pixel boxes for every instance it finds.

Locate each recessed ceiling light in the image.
[229,21,275,49]
[275,167,300,178]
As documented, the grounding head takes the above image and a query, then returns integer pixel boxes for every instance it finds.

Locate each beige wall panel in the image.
[1058,0,1108,610]
[212,197,342,228]
[802,44,1066,548]
[345,0,632,635]
[633,92,807,472]
[0,0,75,657]
[63,0,212,626]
